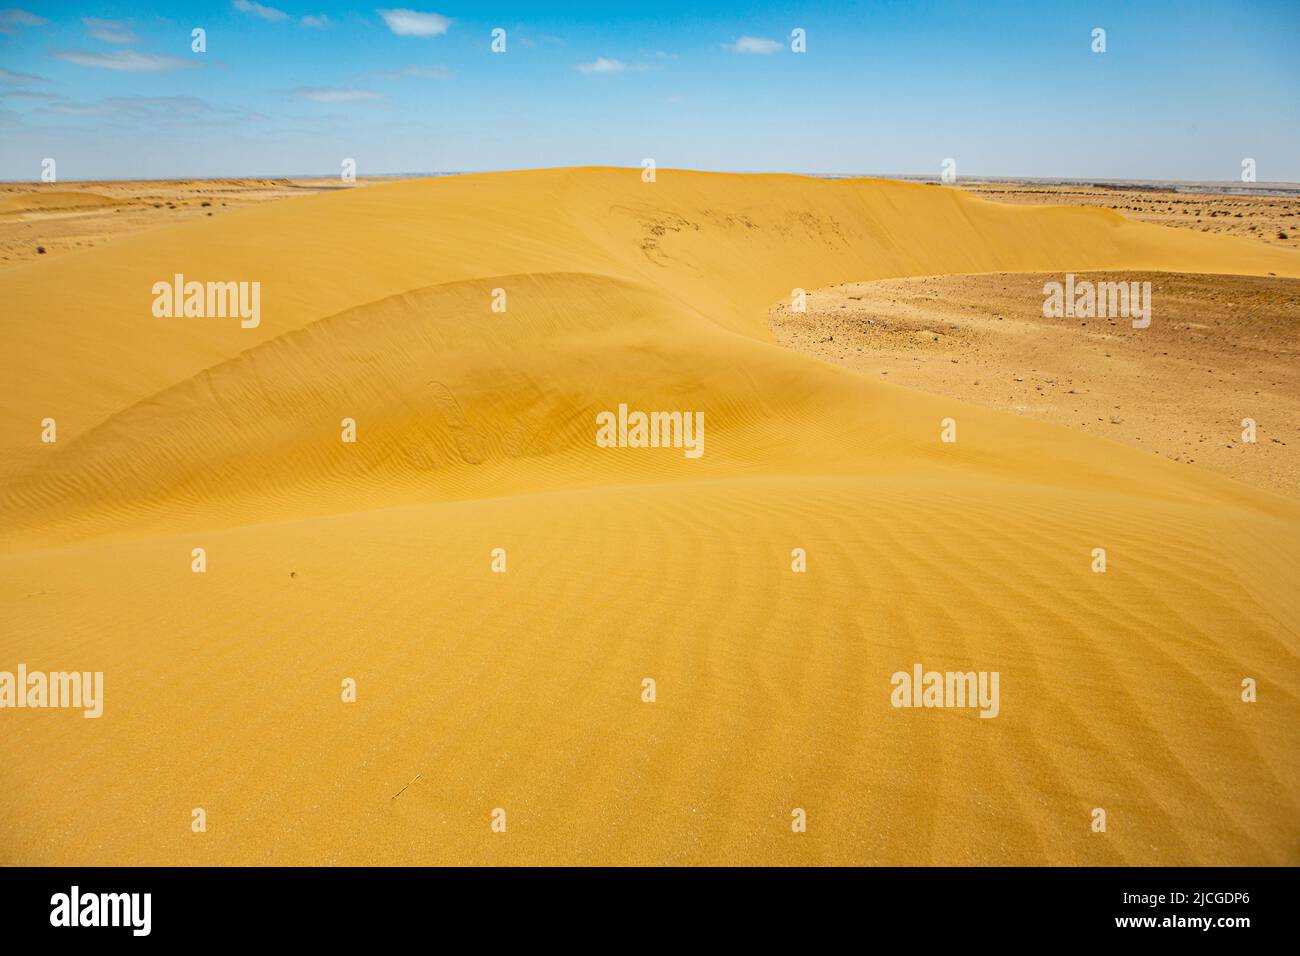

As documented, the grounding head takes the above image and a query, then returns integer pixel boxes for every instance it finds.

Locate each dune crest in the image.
[3,169,1298,537]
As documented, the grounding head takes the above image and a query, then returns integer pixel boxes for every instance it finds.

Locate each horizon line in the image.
[4,168,1299,194]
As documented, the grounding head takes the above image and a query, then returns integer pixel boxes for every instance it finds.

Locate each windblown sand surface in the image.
[1,168,1298,865]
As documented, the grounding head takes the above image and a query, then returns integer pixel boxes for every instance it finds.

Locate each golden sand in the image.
[1,168,1297,865]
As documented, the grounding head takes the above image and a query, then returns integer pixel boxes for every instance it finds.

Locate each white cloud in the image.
[291,87,383,103]
[83,18,137,44]
[575,57,645,75]
[53,49,197,72]
[301,15,329,29]
[0,67,48,84]
[0,9,44,34]
[232,0,289,22]
[728,36,782,55]
[377,9,451,37]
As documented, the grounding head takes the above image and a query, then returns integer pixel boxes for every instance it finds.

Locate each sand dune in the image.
[1,169,1297,865]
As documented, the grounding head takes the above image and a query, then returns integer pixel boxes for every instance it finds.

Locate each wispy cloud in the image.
[83,18,137,44]
[0,8,45,34]
[0,89,62,103]
[727,36,782,54]
[53,49,198,72]
[377,9,451,37]
[46,95,213,119]
[575,57,646,75]
[232,0,289,22]
[0,67,49,84]
[290,87,383,103]
[363,64,451,81]
[300,14,329,29]
[32,95,268,131]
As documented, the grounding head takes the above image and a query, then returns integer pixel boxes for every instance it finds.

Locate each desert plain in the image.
[1,169,1297,865]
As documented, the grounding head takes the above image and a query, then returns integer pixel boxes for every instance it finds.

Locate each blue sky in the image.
[1,1,1297,181]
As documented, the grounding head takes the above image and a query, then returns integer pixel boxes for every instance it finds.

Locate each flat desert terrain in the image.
[1,170,1297,865]
[0,178,348,268]
[772,271,1300,495]
[959,181,1300,250]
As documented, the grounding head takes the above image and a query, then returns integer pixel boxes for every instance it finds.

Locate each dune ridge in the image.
[4,169,1298,537]
[1,168,1297,865]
